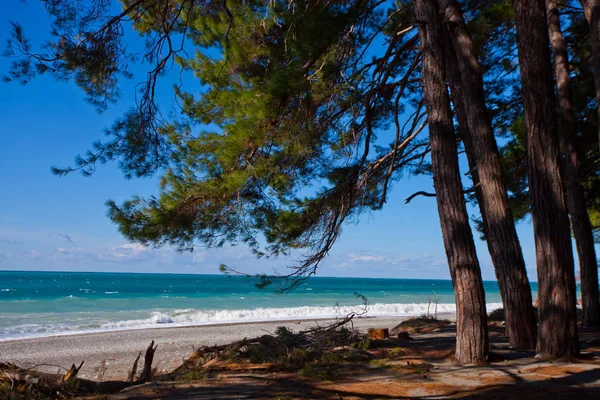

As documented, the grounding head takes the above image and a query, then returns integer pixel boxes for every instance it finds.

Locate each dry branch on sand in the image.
[0,317,373,398]
[168,315,372,379]
[391,315,452,334]
[0,339,159,398]
[0,361,130,398]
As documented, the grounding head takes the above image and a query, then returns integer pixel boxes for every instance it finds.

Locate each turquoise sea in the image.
[0,271,518,341]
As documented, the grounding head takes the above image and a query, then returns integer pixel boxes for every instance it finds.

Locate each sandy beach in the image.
[0,315,432,380]
[2,315,599,399]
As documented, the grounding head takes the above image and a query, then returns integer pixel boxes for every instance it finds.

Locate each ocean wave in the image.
[101,312,174,328]
[0,302,503,341]
[143,302,503,326]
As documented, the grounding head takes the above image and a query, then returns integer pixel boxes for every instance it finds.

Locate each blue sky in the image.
[0,1,545,281]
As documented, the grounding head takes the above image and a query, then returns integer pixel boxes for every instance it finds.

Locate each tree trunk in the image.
[415,0,488,364]
[547,0,600,328]
[439,0,537,350]
[513,0,579,358]
[579,0,600,154]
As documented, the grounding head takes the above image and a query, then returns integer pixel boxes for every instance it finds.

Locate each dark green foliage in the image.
[6,0,598,280]
[431,0,600,238]
[492,4,600,234]
[5,0,430,287]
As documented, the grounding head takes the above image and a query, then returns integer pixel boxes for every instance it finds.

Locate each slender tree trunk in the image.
[547,0,600,328]
[579,0,600,154]
[439,0,537,350]
[416,0,488,364]
[513,0,579,358]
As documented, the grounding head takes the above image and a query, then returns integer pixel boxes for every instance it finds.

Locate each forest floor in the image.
[3,319,600,399]
[91,322,600,399]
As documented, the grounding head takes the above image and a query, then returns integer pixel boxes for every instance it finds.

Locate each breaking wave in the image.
[0,302,502,341]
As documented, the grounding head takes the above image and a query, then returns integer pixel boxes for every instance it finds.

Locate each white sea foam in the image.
[0,302,503,341]
[100,302,503,330]
[102,312,174,328]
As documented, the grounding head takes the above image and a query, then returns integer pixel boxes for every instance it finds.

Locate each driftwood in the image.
[1,363,41,390]
[2,317,363,396]
[167,315,366,380]
[368,328,390,340]
[0,361,130,395]
[63,361,84,383]
[138,340,158,383]
[129,352,142,383]
[0,340,158,397]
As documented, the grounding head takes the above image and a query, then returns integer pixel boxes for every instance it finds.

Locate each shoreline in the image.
[0,302,482,343]
[0,314,454,380]
[0,314,381,344]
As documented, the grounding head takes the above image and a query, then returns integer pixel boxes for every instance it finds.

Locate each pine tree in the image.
[546,0,600,328]
[416,0,488,363]
[439,0,536,350]
[513,0,579,357]
[579,0,600,154]
[6,0,596,361]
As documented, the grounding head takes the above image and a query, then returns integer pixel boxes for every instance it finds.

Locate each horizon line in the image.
[0,269,522,283]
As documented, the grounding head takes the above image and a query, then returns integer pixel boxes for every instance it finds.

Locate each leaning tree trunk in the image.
[439,0,537,350]
[416,0,488,364]
[579,0,600,154]
[547,0,600,328]
[513,0,579,358]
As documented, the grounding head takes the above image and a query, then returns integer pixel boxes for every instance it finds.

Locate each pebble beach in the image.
[0,316,438,380]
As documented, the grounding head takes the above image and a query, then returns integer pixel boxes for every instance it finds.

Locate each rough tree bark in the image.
[547,0,600,328]
[415,0,488,364]
[579,0,600,153]
[513,0,579,357]
[438,0,537,350]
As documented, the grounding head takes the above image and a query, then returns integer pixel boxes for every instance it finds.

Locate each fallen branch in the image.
[139,340,158,383]
[166,314,370,381]
[1,317,370,397]
[129,352,142,383]
[0,341,159,397]
[63,360,84,383]
[0,361,128,395]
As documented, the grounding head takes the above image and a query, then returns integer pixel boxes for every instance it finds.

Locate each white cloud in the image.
[348,253,386,263]
[114,243,150,256]
[329,251,448,274]
[346,251,423,265]
[54,243,160,263]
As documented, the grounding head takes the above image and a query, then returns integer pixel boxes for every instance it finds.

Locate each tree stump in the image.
[368,328,389,340]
